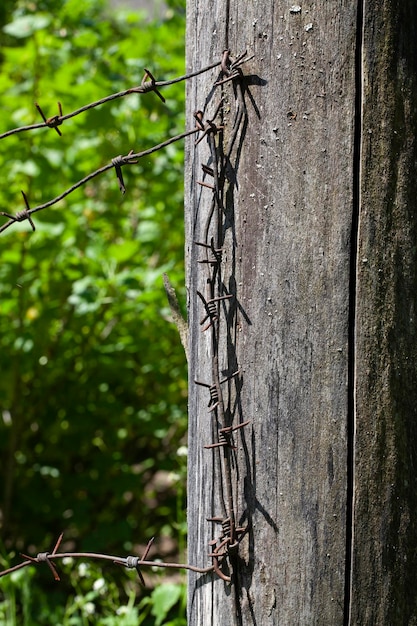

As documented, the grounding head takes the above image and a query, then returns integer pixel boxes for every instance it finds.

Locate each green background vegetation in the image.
[0,0,188,623]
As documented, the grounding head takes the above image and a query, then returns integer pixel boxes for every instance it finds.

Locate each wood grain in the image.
[351,2,417,623]
[185,1,417,621]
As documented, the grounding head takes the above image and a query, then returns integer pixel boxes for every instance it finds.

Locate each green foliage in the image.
[149,583,185,626]
[0,0,187,623]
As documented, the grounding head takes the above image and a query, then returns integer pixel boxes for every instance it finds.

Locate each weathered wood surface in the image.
[351,3,417,624]
[185,0,417,624]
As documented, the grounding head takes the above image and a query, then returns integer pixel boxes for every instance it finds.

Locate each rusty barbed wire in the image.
[192,50,252,581]
[0,61,221,141]
[0,533,219,584]
[0,53,251,235]
[0,127,200,234]
[0,50,254,596]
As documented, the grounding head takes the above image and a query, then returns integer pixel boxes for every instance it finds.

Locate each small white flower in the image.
[78,562,89,577]
[93,577,106,593]
[116,606,129,616]
[83,602,95,615]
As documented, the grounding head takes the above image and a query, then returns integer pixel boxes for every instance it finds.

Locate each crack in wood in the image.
[344,0,365,623]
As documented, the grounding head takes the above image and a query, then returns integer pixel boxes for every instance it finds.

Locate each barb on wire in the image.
[204,430,236,450]
[195,238,223,266]
[112,150,138,194]
[196,290,233,331]
[195,371,240,412]
[193,109,224,147]
[214,49,254,86]
[20,532,64,581]
[35,101,64,136]
[140,69,166,103]
[1,191,36,231]
[115,536,154,586]
[194,379,220,411]
[204,421,251,450]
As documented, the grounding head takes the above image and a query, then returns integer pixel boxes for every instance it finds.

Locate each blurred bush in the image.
[0,0,187,623]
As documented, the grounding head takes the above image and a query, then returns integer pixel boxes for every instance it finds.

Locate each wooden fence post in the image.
[185,1,417,623]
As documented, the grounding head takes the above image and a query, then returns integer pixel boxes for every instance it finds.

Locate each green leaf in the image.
[107,240,139,263]
[10,159,40,177]
[150,583,182,626]
[3,14,51,38]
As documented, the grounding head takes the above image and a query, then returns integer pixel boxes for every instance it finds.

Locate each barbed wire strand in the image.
[0,61,221,141]
[0,127,200,234]
[0,546,215,582]
[193,49,250,585]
